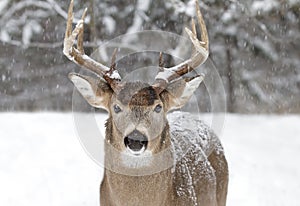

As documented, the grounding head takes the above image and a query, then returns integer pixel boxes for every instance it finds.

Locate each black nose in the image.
[124,130,148,152]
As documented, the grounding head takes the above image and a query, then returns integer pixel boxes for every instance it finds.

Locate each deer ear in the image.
[162,75,204,112]
[68,73,113,111]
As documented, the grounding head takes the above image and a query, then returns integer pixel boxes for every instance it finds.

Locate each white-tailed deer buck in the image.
[63,0,228,205]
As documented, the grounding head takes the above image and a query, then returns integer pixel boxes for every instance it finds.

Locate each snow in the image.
[221,11,234,23]
[136,0,151,12]
[253,37,279,61]
[0,113,300,205]
[109,70,121,80]
[169,112,220,205]
[288,0,300,6]
[185,0,196,17]
[251,0,280,14]
[166,0,195,17]
[122,0,151,43]
[223,115,300,205]
[0,0,9,14]
[0,113,101,206]
[250,83,268,102]
[22,20,42,46]
[102,16,116,34]
[0,29,10,42]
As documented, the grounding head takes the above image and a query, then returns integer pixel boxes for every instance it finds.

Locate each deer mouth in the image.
[124,130,148,155]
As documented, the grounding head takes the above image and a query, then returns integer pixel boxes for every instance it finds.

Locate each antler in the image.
[153,1,209,93]
[63,0,121,91]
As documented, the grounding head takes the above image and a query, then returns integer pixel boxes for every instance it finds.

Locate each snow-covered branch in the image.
[251,18,300,43]
[0,0,83,47]
[0,0,10,15]
[0,39,63,48]
[46,0,68,20]
[165,0,195,17]
[229,0,300,44]
[45,0,80,22]
[122,0,152,43]
[0,1,52,27]
[241,71,271,104]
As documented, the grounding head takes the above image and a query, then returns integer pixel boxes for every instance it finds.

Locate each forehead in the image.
[116,82,160,106]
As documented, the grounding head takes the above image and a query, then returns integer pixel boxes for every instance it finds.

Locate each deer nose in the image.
[124,130,148,154]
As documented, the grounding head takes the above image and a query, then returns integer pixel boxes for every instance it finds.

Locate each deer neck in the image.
[102,117,174,205]
[101,169,174,205]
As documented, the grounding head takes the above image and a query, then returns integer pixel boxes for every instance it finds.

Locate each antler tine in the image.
[191,18,197,56]
[63,0,121,91]
[196,0,209,50]
[159,52,165,69]
[191,18,197,37]
[65,0,73,39]
[77,8,87,54]
[110,48,118,70]
[153,0,208,93]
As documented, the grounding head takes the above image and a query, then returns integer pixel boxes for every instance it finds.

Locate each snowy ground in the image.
[0,113,300,206]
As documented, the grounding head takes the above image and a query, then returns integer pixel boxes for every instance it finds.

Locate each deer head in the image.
[64,0,209,160]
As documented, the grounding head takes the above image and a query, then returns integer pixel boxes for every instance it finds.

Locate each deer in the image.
[63,0,228,205]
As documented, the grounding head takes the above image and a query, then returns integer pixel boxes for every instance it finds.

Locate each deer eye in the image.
[113,105,122,113]
[154,104,162,113]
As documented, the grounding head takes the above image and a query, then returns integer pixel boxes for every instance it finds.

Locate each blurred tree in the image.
[0,0,299,113]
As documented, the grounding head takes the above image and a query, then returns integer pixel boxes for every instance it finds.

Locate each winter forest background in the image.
[0,0,299,113]
[1,1,300,205]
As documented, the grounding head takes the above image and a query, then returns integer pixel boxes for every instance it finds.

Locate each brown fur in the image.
[117,82,159,106]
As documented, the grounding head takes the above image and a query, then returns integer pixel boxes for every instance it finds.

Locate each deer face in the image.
[110,83,166,155]
[69,74,203,156]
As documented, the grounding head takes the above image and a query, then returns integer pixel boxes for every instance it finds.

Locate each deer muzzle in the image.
[124,130,148,155]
